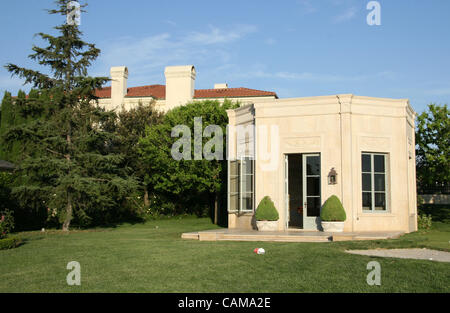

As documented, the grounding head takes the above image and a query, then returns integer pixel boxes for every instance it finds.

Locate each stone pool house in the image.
[97,65,418,234]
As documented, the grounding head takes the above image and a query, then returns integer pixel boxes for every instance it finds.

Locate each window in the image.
[362,153,388,212]
[228,157,254,212]
[229,160,240,212]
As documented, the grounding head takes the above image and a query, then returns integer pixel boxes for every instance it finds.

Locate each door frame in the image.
[302,153,321,230]
[284,153,322,230]
[284,155,289,230]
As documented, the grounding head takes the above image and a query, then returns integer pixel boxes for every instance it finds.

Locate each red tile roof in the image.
[195,87,277,99]
[95,85,277,99]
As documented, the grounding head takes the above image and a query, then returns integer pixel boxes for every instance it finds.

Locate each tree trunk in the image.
[62,193,73,231]
[63,131,72,232]
[144,186,150,207]
[214,193,219,225]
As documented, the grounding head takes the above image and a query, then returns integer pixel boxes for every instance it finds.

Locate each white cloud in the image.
[297,0,317,14]
[234,69,396,83]
[333,7,357,23]
[165,20,177,27]
[186,25,257,45]
[96,24,257,82]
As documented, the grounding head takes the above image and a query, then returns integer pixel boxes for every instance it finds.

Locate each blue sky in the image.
[1,0,449,113]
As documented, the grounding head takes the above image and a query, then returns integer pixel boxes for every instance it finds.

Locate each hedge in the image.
[320,195,346,222]
[255,196,279,221]
[0,236,22,250]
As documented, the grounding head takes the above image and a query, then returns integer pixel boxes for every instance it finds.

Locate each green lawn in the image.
[0,217,449,293]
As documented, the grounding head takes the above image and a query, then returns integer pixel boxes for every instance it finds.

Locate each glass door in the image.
[302,154,321,230]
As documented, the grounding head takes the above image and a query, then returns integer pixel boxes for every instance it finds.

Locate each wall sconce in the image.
[328,168,337,185]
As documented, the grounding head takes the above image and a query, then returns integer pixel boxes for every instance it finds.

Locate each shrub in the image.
[0,209,14,239]
[417,195,424,207]
[0,235,21,250]
[320,195,346,222]
[417,214,432,230]
[255,196,279,221]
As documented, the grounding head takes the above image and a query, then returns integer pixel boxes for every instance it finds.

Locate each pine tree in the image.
[0,92,14,160]
[3,0,138,230]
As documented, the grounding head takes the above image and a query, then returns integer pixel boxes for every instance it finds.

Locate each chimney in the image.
[110,66,128,108]
[165,65,196,109]
[214,83,228,89]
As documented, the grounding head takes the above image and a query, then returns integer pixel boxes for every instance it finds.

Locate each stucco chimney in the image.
[110,66,128,108]
[214,83,228,89]
[165,65,196,109]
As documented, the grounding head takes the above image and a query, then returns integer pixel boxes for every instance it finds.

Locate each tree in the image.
[116,102,163,207]
[139,100,237,222]
[0,92,14,160]
[3,0,138,230]
[416,103,450,190]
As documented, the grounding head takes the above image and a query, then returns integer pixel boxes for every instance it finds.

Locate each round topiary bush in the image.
[320,195,346,222]
[255,196,279,221]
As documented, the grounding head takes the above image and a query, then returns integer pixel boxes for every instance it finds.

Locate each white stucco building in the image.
[97,65,418,234]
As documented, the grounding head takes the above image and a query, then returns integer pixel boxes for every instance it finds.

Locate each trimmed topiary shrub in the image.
[320,195,346,222]
[0,236,21,250]
[255,196,279,221]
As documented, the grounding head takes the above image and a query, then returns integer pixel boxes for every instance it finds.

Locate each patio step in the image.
[181,230,404,242]
[220,234,331,242]
[181,232,199,240]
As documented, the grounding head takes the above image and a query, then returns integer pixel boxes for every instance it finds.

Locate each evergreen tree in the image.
[3,0,138,230]
[0,92,14,160]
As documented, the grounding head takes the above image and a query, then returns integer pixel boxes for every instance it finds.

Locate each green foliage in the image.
[139,100,238,218]
[0,172,13,211]
[0,235,21,250]
[417,195,424,207]
[416,104,450,189]
[320,195,346,222]
[0,209,14,239]
[418,204,449,223]
[3,0,138,230]
[117,102,163,207]
[0,92,14,160]
[417,214,433,230]
[255,196,279,221]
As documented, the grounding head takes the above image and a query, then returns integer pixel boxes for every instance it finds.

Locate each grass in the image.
[0,216,449,293]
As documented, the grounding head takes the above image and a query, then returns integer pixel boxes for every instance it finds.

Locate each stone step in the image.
[181,230,403,242]
[219,234,331,242]
[181,232,199,240]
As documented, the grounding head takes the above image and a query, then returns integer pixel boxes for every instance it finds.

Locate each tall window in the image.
[228,157,254,212]
[362,153,388,211]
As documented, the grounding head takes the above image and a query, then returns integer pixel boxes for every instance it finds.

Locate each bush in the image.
[0,235,21,250]
[418,204,449,223]
[417,214,432,230]
[320,195,346,222]
[417,195,424,207]
[0,209,14,239]
[255,196,279,221]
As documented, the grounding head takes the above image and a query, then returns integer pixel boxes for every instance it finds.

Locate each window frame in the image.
[361,152,389,213]
[228,156,255,213]
[228,159,240,213]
